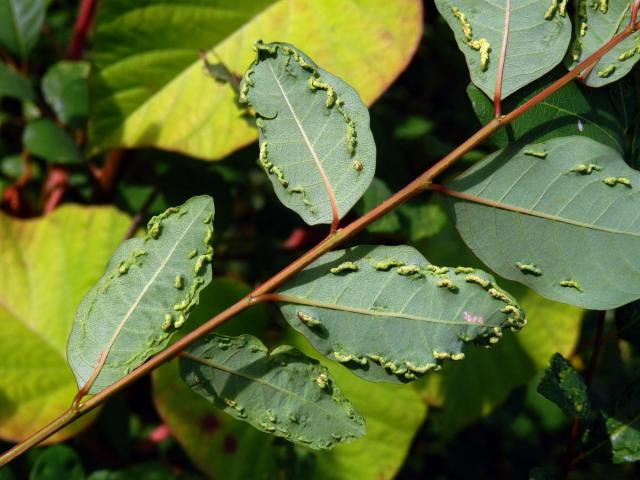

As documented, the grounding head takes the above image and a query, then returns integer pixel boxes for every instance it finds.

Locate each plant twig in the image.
[1,17,638,468]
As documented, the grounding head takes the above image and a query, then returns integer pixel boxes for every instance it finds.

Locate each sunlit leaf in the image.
[67,196,214,394]
[277,245,526,384]
[0,205,130,442]
[30,445,85,480]
[0,61,34,101]
[87,0,422,160]
[42,61,90,129]
[22,119,81,164]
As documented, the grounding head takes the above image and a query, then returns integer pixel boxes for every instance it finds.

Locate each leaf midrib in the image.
[446,187,640,238]
[182,351,359,431]
[276,294,483,327]
[266,59,338,219]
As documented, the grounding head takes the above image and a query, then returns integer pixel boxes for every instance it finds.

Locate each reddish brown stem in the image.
[1,16,638,468]
[66,0,98,59]
[493,0,511,117]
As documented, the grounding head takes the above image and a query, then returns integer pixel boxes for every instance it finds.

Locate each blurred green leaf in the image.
[41,61,89,129]
[537,353,590,419]
[0,0,45,60]
[87,0,422,160]
[67,196,214,394]
[30,445,84,480]
[467,71,624,152]
[0,61,34,101]
[22,119,81,164]
[393,115,433,140]
[0,205,130,443]
[355,178,401,234]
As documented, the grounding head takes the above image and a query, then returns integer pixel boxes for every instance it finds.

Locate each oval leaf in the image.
[241,42,375,225]
[67,195,214,394]
[42,61,90,129]
[87,0,421,161]
[179,333,365,450]
[435,0,572,99]
[566,1,640,87]
[276,245,526,384]
[23,119,81,164]
[444,136,640,310]
[0,0,45,60]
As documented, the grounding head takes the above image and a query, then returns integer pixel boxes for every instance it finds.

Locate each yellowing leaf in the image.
[0,205,130,442]
[87,0,422,160]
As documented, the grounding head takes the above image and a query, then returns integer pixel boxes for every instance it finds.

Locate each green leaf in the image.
[0,61,34,101]
[0,205,129,443]
[30,445,85,480]
[285,330,427,480]
[586,380,640,463]
[467,71,624,152]
[67,196,214,394]
[179,333,365,450]
[400,202,449,242]
[0,466,16,480]
[444,136,640,310]
[277,244,526,384]
[239,42,375,225]
[415,285,581,436]
[537,352,590,419]
[41,61,90,129]
[0,0,45,60]
[566,0,640,87]
[355,178,401,234]
[434,0,572,99]
[87,0,422,160]
[22,119,81,164]
[152,278,277,479]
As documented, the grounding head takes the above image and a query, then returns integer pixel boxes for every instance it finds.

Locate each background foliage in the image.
[1,1,640,478]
